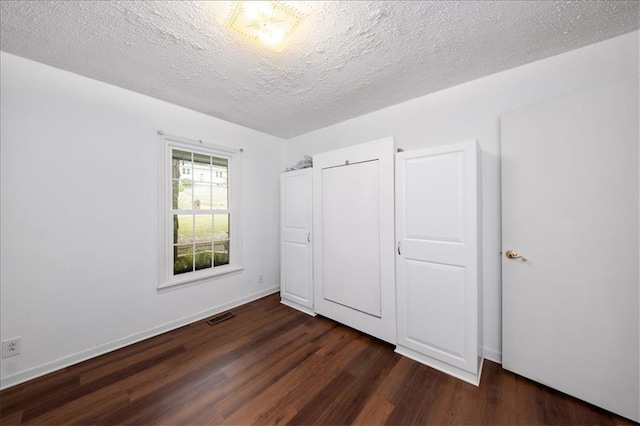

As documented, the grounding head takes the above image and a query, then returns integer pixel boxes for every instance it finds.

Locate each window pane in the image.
[212,159,228,209]
[172,180,180,209]
[193,183,212,210]
[214,241,229,267]
[193,153,212,183]
[174,244,193,275]
[174,215,193,244]
[214,214,229,241]
[194,214,213,243]
[212,157,228,168]
[212,184,228,209]
[195,243,213,271]
[173,179,192,210]
[172,150,192,180]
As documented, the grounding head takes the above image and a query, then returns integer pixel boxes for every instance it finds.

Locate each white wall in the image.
[286,31,640,360]
[0,52,286,388]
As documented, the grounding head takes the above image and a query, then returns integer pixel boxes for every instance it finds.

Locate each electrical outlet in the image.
[2,337,21,358]
[258,274,264,284]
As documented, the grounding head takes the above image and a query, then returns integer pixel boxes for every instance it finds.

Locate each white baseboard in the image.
[483,348,502,364]
[0,285,279,390]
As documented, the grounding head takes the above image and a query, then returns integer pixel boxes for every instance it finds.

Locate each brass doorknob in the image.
[505,249,527,262]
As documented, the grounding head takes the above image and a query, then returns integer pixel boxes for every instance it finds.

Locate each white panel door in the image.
[395,141,482,385]
[322,160,381,316]
[501,79,639,422]
[313,137,396,344]
[280,169,314,315]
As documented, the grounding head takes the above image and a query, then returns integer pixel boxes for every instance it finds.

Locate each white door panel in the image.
[282,242,310,301]
[405,260,466,359]
[283,173,308,230]
[313,137,396,344]
[404,152,465,242]
[501,79,639,422]
[321,160,381,317]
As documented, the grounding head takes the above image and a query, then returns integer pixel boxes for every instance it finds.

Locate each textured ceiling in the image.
[1,1,638,139]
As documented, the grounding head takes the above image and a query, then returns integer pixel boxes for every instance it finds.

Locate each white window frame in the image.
[158,132,243,290]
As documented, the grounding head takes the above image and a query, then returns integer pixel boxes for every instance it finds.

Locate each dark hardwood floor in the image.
[0,293,634,425]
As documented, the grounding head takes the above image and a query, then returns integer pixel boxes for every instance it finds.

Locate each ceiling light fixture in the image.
[222,1,310,52]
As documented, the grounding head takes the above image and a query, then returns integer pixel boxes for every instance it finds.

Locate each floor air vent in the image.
[206,311,235,326]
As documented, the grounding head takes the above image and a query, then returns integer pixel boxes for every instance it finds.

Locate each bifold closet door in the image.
[313,137,396,344]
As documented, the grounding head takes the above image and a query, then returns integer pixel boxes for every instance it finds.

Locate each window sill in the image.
[158,265,244,293]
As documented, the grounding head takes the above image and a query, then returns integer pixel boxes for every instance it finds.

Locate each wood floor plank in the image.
[94,371,227,425]
[219,323,309,378]
[0,410,23,426]
[222,326,368,425]
[71,331,177,378]
[288,334,370,413]
[351,393,395,425]
[479,360,518,425]
[419,372,461,425]
[287,370,358,425]
[375,355,420,405]
[161,401,226,426]
[446,377,489,425]
[0,293,635,426]
[22,384,130,426]
[0,376,79,419]
[21,345,186,423]
[125,316,311,422]
[385,362,444,424]
[319,340,400,425]
[125,335,250,402]
[217,341,320,420]
[79,337,182,385]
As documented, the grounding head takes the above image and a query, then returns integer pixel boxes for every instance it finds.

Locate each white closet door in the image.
[280,169,314,315]
[313,137,396,344]
[395,140,482,385]
[321,160,381,316]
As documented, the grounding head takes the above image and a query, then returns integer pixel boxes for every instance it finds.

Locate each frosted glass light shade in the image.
[222,1,309,52]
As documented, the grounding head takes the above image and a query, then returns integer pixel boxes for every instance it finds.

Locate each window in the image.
[159,133,242,289]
